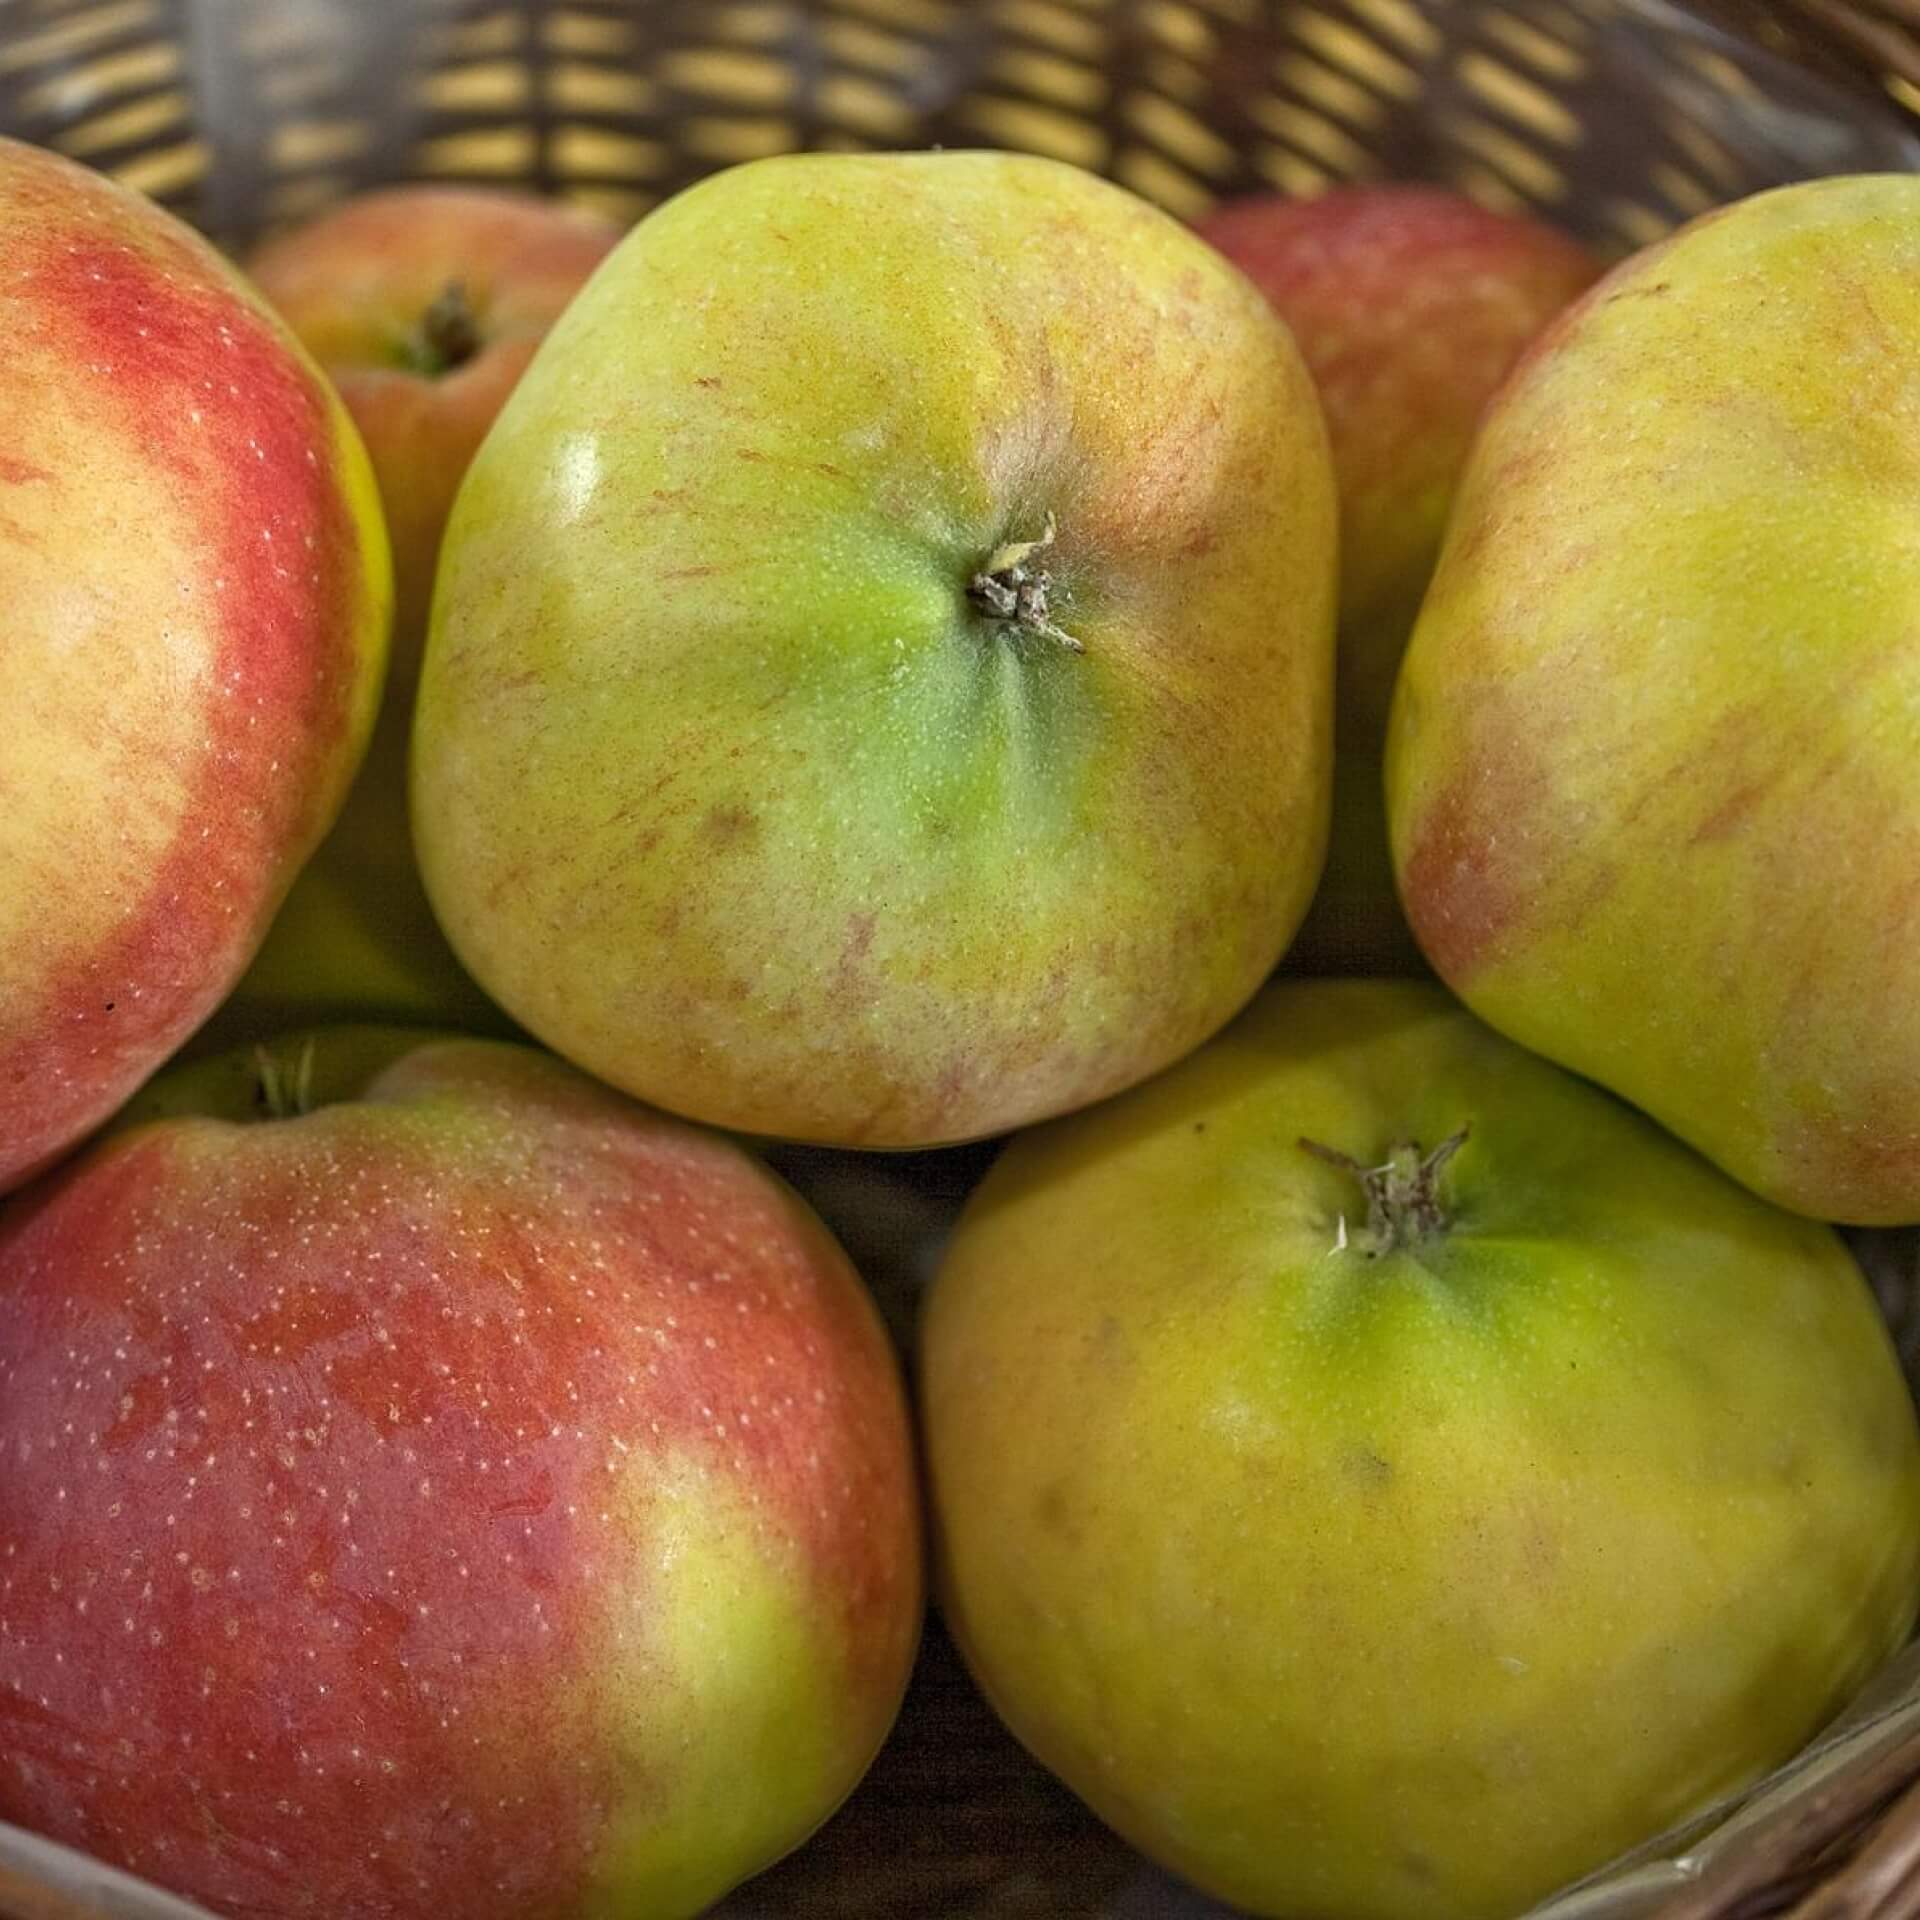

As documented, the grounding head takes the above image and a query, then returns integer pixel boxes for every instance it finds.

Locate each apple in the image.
[1386,173,1920,1225]
[0,137,390,1196]
[1196,186,1600,974]
[411,149,1338,1149]
[0,1027,923,1920]
[208,189,623,1041]
[921,977,1920,1920]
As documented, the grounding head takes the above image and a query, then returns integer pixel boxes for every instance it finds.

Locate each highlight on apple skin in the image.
[0,135,391,1196]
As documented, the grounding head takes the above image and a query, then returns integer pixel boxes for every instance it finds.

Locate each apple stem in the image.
[416,279,481,376]
[968,511,1083,653]
[1298,1129,1469,1257]
[251,1037,319,1121]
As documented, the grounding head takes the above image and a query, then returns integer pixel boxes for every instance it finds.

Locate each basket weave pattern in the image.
[0,0,1916,252]
[1,3,1919,1918]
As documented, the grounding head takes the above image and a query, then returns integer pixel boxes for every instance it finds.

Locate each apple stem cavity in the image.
[968,510,1083,653]
[411,279,482,377]
[251,1036,320,1121]
[1299,1128,1470,1257]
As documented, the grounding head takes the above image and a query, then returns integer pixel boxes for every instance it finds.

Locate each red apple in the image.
[0,138,392,1195]
[0,1027,922,1919]
[1197,186,1600,973]
[212,189,622,1039]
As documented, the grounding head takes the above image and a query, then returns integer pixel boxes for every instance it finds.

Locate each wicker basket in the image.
[2,2,1919,1916]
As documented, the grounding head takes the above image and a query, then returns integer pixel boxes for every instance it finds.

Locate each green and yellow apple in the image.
[1388,174,1920,1224]
[922,977,1920,1920]
[0,1027,922,1920]
[211,188,622,1039]
[0,137,390,1194]
[413,150,1338,1148]
[1197,186,1599,974]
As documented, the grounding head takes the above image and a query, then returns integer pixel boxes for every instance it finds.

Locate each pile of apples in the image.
[2,125,1918,1920]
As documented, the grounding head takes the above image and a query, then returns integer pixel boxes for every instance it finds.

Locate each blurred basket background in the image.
[3,1,1920,1916]
[1,0,1918,254]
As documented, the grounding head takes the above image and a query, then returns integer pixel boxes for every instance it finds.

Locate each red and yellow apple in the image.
[413,150,1338,1148]
[922,977,1920,1920]
[0,1027,922,1919]
[1388,173,1920,1224]
[1198,186,1599,973]
[0,137,390,1195]
[212,188,622,1039]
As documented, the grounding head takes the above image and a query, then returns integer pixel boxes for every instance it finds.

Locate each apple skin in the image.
[0,137,391,1195]
[209,190,622,1040]
[0,1028,923,1920]
[1197,187,1599,975]
[921,978,1920,1920]
[1387,174,1920,1225]
[412,150,1338,1149]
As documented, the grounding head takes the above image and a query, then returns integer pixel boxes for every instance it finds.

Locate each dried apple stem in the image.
[967,511,1082,653]
[416,279,481,376]
[1299,1129,1469,1256]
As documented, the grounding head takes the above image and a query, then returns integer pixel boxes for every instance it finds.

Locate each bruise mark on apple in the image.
[0,453,52,550]
[703,802,759,848]
[490,666,548,697]
[825,913,880,1016]
[1344,1445,1393,1489]
[1035,1483,1082,1545]
[921,1056,977,1136]
[481,857,532,912]
[1778,1097,1920,1223]
[488,1466,556,1521]
[1087,1312,1131,1374]
[0,509,42,550]
[1399,704,1548,985]
[651,890,685,940]
[1690,772,1781,846]
[0,1688,76,1747]
[1400,780,1514,984]
[1399,1850,1442,1889]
